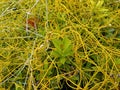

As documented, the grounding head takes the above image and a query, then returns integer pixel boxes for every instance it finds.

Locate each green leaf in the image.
[52,38,63,57]
[52,39,61,51]
[43,59,49,70]
[71,75,79,81]
[115,58,120,65]
[60,57,66,65]
[16,87,23,90]
[14,83,23,90]
[63,37,71,50]
[52,49,62,57]
[52,37,73,57]
[63,48,73,57]
[43,60,52,76]
[62,37,73,56]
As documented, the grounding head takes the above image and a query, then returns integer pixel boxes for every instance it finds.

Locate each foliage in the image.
[0,0,120,90]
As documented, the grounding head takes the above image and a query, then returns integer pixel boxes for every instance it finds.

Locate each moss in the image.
[0,0,120,89]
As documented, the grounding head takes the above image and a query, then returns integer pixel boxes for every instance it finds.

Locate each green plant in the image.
[52,37,73,65]
[0,0,120,90]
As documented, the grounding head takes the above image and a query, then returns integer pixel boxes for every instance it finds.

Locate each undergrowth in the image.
[0,0,120,90]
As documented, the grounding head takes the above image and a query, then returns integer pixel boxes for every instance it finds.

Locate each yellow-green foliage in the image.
[0,0,120,90]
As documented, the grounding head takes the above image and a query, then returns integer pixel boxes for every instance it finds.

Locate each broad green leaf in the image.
[52,49,62,57]
[52,39,61,51]
[62,37,73,56]
[60,57,66,65]
[63,45,73,57]
[115,58,120,65]
[63,37,71,50]
[52,37,73,57]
